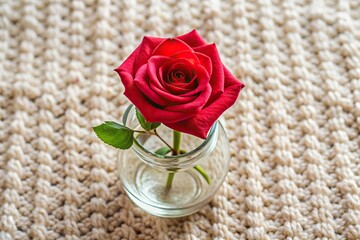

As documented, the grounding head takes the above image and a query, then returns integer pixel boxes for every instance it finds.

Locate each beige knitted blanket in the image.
[1,1,359,239]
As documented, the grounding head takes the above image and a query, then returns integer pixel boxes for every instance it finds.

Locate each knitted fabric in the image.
[1,0,359,239]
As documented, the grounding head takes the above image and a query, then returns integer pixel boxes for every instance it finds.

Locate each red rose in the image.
[115,30,244,139]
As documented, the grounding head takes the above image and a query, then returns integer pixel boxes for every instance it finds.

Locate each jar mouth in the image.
[132,121,218,166]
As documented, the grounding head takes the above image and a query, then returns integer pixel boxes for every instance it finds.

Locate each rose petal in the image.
[156,61,210,96]
[195,52,212,77]
[117,70,197,123]
[134,64,169,106]
[152,38,193,57]
[164,84,212,112]
[157,59,197,94]
[176,29,207,48]
[165,67,245,138]
[147,57,198,104]
[193,43,224,103]
[148,55,172,89]
[170,71,186,83]
[167,61,193,81]
[163,74,198,94]
[223,65,245,89]
[115,36,165,76]
[150,79,198,104]
[114,45,140,77]
[147,56,196,100]
[147,57,201,103]
[170,50,199,64]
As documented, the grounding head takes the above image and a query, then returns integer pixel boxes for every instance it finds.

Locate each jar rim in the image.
[132,121,218,162]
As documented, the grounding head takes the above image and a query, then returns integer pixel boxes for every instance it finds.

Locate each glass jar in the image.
[117,106,231,218]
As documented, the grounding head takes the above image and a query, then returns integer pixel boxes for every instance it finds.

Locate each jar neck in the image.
[132,122,219,169]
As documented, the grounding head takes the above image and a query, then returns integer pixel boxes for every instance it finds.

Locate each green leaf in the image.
[155,146,172,156]
[93,121,134,149]
[135,108,161,131]
[122,104,134,125]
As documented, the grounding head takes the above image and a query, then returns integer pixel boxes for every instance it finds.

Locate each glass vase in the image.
[117,106,231,218]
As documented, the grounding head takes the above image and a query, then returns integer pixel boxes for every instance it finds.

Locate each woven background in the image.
[1,0,360,239]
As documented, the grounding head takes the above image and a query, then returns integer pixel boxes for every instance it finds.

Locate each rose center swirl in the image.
[170,70,186,83]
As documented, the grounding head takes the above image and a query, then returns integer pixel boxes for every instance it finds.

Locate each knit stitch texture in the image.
[0,1,359,239]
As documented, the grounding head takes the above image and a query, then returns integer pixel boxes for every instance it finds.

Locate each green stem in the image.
[134,129,177,154]
[165,131,181,193]
[173,130,181,155]
[165,172,175,194]
[194,165,210,184]
[154,129,176,153]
